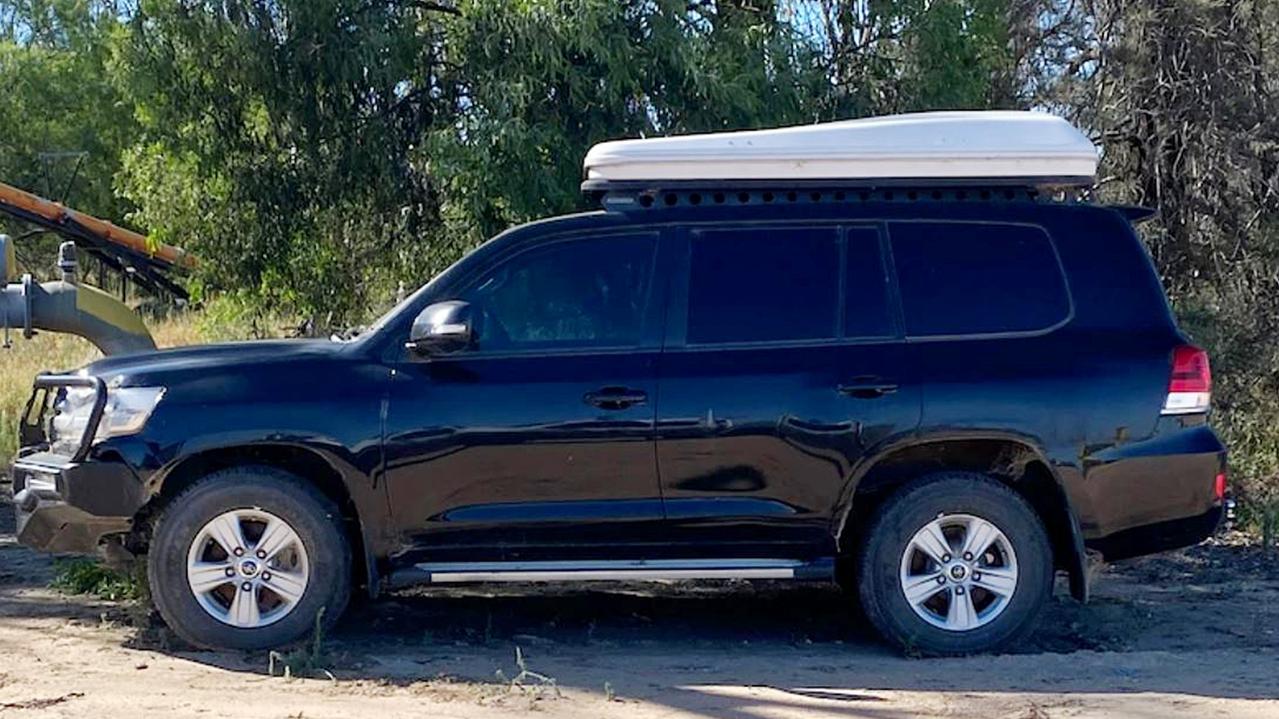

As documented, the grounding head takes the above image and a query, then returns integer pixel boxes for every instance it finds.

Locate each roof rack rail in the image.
[583,176,1089,197]
[596,184,1089,213]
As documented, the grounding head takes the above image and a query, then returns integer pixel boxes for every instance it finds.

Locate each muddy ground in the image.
[2,482,1278,719]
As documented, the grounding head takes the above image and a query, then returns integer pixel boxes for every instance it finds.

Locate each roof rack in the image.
[582,111,1098,199]
[597,184,1087,213]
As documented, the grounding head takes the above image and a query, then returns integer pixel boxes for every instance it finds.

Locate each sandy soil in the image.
[2,483,1278,719]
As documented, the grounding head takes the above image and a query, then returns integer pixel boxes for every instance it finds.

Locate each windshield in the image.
[346,247,475,342]
[338,283,430,342]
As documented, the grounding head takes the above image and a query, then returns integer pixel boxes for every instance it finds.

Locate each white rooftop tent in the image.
[582,111,1098,190]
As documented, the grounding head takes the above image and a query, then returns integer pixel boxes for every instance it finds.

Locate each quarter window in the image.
[687,227,840,344]
[889,222,1069,336]
[462,234,656,351]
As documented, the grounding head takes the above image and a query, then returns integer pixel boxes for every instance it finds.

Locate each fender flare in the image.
[832,431,1090,602]
[146,438,384,598]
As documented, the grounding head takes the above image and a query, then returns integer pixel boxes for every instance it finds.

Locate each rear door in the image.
[888,219,1076,437]
[653,223,921,559]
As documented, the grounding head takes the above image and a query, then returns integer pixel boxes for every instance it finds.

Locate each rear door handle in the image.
[837,378,899,399]
[584,387,648,410]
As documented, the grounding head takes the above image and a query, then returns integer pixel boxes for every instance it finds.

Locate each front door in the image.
[383,231,666,564]
[655,224,921,558]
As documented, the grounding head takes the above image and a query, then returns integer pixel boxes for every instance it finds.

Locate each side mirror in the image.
[406,300,473,356]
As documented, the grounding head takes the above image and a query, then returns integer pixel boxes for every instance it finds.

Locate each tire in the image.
[857,471,1052,656]
[147,466,352,651]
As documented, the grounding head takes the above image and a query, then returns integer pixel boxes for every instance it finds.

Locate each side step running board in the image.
[388,557,835,587]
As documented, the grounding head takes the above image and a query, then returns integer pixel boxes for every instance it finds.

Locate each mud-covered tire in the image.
[858,471,1053,656]
[147,466,351,651]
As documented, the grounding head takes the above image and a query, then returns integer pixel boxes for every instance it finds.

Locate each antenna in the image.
[38,150,88,204]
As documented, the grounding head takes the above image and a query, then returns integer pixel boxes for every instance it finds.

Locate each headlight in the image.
[49,386,166,455]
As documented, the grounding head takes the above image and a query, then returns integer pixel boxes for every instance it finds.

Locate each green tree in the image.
[424,0,829,248]
[0,0,136,271]
[804,0,1025,117]
[92,0,1037,323]
[110,0,451,323]
[3,0,1048,322]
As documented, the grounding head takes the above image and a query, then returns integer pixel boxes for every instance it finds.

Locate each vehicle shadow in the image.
[182,572,1279,706]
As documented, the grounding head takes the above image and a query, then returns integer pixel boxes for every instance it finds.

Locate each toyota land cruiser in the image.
[8,113,1228,655]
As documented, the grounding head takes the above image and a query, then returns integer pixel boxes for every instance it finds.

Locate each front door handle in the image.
[838,378,899,399]
[584,387,648,410]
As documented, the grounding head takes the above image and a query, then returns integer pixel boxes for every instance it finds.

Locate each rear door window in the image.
[687,227,840,344]
[889,222,1069,337]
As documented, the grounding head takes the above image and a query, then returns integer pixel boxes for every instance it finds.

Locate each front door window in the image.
[462,234,656,353]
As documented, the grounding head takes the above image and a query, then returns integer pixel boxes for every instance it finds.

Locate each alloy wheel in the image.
[898,513,1019,632]
[185,509,310,628]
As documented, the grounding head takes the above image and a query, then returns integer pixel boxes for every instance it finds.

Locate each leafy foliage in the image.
[51,557,141,601]
[426,0,827,246]
[807,0,1022,115]
[0,1,136,267]
[108,0,446,322]
[3,0,1035,321]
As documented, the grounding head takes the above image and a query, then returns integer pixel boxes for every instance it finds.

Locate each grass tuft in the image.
[50,558,142,601]
[269,608,335,680]
[495,646,562,702]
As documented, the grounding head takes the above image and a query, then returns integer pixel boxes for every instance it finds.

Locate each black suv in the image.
[10,190,1227,655]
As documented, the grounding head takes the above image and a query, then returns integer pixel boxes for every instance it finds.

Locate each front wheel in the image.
[148,467,352,650]
[858,472,1053,655]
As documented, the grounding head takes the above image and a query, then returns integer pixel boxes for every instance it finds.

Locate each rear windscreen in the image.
[889,221,1070,337]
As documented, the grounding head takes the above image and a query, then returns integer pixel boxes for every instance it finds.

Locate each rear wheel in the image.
[858,472,1052,655]
[148,467,351,650]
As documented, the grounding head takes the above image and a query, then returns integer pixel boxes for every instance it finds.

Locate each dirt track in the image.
[3,482,1279,719]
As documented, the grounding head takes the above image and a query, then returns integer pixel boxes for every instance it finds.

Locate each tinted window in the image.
[687,227,839,344]
[843,227,895,338]
[890,222,1069,336]
[463,234,655,351]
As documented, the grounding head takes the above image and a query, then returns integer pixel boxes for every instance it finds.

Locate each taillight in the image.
[1214,472,1227,501]
[1162,345,1212,415]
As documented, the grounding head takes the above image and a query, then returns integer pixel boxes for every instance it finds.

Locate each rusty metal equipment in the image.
[0,179,194,299]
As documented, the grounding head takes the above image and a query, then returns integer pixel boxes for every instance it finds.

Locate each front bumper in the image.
[11,451,141,554]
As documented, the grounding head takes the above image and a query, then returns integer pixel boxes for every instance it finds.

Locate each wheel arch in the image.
[835,434,1089,601]
[133,442,379,597]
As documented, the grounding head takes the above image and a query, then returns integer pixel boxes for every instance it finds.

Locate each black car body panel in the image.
[11,198,1227,600]
[14,340,392,568]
